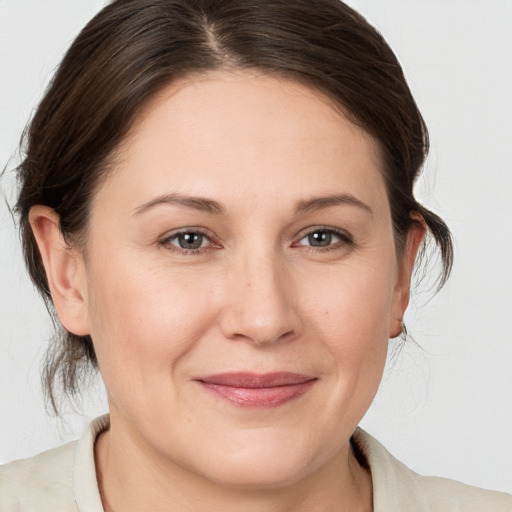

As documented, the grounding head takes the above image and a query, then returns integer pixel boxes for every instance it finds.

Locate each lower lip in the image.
[198,380,316,408]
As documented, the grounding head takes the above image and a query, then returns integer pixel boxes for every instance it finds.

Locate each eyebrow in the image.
[132,193,225,216]
[295,194,373,216]
[132,192,372,217]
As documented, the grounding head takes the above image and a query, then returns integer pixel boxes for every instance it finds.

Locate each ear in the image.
[29,205,90,336]
[389,213,426,338]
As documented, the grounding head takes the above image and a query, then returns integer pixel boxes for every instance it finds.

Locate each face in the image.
[52,72,419,487]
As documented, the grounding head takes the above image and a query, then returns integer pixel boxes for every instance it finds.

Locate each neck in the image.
[95,419,373,512]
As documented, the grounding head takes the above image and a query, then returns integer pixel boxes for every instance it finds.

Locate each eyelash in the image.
[294,227,354,252]
[158,228,216,255]
[158,227,354,255]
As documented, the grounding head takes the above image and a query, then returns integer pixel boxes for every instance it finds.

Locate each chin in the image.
[185,432,327,490]
[203,459,311,490]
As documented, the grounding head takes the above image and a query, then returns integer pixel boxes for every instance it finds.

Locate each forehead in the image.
[94,71,387,217]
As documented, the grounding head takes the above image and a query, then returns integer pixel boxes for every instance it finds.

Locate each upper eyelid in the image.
[160,227,213,240]
[158,228,216,250]
[292,227,354,250]
[295,226,352,240]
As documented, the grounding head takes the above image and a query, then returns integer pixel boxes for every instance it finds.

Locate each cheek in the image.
[298,255,395,402]
[302,259,395,349]
[85,256,217,396]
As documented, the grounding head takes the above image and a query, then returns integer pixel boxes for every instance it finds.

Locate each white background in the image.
[0,0,511,494]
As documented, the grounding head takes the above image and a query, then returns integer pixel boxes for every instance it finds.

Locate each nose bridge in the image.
[221,245,299,345]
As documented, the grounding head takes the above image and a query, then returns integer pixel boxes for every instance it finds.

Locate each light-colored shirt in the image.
[1,415,511,511]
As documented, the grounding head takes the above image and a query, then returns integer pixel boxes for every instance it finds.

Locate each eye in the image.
[160,230,212,252]
[296,228,352,249]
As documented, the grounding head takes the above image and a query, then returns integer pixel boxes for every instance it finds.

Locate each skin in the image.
[30,71,424,512]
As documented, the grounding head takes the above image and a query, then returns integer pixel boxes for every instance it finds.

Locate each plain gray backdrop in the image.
[1,0,511,493]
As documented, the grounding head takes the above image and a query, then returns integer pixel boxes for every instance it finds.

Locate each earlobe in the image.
[390,214,426,337]
[28,205,90,336]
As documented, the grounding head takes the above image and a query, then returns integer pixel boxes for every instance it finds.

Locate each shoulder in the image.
[354,429,512,512]
[403,473,512,511]
[0,441,79,511]
[0,415,109,512]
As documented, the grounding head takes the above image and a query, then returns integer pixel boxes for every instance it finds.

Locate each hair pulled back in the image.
[16,0,453,412]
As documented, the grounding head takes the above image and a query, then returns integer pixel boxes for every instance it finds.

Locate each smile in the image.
[194,372,317,408]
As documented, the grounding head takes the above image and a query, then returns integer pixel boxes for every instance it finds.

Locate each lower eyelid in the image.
[158,228,226,254]
[158,228,352,252]
[295,228,353,246]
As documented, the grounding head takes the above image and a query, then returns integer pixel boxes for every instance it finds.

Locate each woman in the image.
[1,0,511,510]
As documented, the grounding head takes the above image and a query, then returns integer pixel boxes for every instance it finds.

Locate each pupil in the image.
[309,231,331,247]
[179,233,202,249]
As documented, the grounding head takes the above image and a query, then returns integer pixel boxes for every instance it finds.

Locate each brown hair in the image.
[15,0,453,412]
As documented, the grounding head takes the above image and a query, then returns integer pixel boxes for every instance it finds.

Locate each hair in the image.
[15,0,453,413]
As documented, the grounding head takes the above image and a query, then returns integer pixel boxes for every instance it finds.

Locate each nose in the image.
[219,252,301,346]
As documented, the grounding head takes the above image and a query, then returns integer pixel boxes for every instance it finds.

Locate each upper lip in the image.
[195,372,316,388]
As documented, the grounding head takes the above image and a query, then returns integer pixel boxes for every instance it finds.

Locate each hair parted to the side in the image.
[15,0,453,413]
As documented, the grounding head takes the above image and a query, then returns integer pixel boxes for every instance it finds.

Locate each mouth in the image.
[194,372,317,408]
